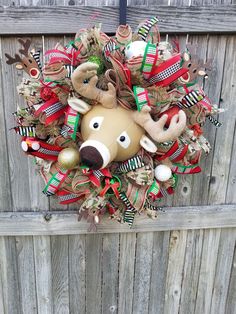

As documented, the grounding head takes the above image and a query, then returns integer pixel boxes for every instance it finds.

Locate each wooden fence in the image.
[0,1,236,313]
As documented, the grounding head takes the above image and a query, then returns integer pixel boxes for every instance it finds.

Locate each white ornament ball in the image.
[125,41,147,60]
[154,165,172,182]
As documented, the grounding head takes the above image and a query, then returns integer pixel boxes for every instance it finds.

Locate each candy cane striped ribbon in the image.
[118,155,144,173]
[63,106,80,140]
[138,17,159,41]
[177,90,204,109]
[45,49,71,64]
[13,126,36,137]
[133,86,150,111]
[171,163,201,174]
[43,168,70,196]
[141,43,158,80]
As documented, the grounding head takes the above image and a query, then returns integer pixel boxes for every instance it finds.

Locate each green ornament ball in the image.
[88,55,104,75]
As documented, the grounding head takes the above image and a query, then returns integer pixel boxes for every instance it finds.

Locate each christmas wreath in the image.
[6,17,223,230]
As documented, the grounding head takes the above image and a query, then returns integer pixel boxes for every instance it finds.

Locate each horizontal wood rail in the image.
[0,5,235,35]
[0,204,235,235]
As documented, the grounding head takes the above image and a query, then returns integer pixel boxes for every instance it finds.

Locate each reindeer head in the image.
[69,62,187,170]
[5,39,41,79]
[177,49,212,86]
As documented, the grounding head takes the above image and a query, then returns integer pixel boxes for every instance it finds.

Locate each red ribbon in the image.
[100,178,120,198]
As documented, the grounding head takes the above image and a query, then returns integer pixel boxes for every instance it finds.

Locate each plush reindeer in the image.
[68,62,187,170]
[5,39,42,79]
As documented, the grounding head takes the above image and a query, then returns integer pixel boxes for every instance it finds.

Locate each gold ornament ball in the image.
[58,148,80,170]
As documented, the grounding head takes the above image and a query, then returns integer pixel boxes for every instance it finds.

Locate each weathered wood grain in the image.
[33,236,53,314]
[210,228,236,314]
[164,230,187,314]
[0,5,236,34]
[179,229,204,314]
[225,242,236,314]
[208,35,236,205]
[148,231,170,314]
[118,233,136,314]
[0,204,235,235]
[86,234,103,314]
[194,228,221,314]
[68,235,86,314]
[15,236,37,314]
[132,232,153,314]
[102,233,119,314]
[0,237,21,314]
[51,235,69,314]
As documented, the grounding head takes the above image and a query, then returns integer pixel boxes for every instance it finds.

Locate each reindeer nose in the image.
[80,146,104,170]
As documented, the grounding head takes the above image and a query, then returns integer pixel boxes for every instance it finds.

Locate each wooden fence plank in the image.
[148,231,170,314]
[0,204,235,235]
[0,237,21,314]
[194,229,221,314]
[208,35,236,205]
[33,236,53,314]
[118,233,136,314]
[1,37,32,211]
[210,228,236,314]
[0,38,12,212]
[86,234,103,314]
[68,235,86,314]
[132,232,153,314]
[225,243,236,314]
[15,236,37,314]
[179,229,204,314]
[163,230,187,314]
[51,235,69,314]
[0,5,236,34]
[102,233,119,314]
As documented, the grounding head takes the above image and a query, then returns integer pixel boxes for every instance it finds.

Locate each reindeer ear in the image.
[183,51,190,61]
[198,69,206,76]
[68,97,91,114]
[140,135,157,153]
[15,64,23,70]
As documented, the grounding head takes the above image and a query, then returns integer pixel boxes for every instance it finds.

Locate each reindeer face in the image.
[80,105,145,169]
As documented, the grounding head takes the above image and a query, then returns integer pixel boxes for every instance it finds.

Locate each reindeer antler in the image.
[5,53,22,65]
[18,38,31,57]
[71,62,117,109]
[132,106,186,142]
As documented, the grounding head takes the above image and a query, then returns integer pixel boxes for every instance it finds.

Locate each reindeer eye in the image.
[187,63,192,68]
[117,131,131,149]
[89,116,104,131]
[193,68,197,73]
[29,59,32,63]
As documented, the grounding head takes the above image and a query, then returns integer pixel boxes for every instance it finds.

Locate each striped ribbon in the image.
[138,17,159,41]
[177,90,204,109]
[171,163,201,174]
[57,190,84,204]
[118,155,145,173]
[45,49,72,64]
[133,86,150,111]
[148,179,160,200]
[103,39,117,61]
[207,115,222,127]
[64,64,75,78]
[141,43,158,80]
[82,168,112,187]
[12,106,34,118]
[13,126,36,137]
[144,200,162,212]
[149,54,188,87]
[43,167,70,196]
[119,191,136,227]
[31,51,42,71]
[29,141,63,161]
[155,141,188,163]
[35,98,66,125]
[63,106,80,140]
